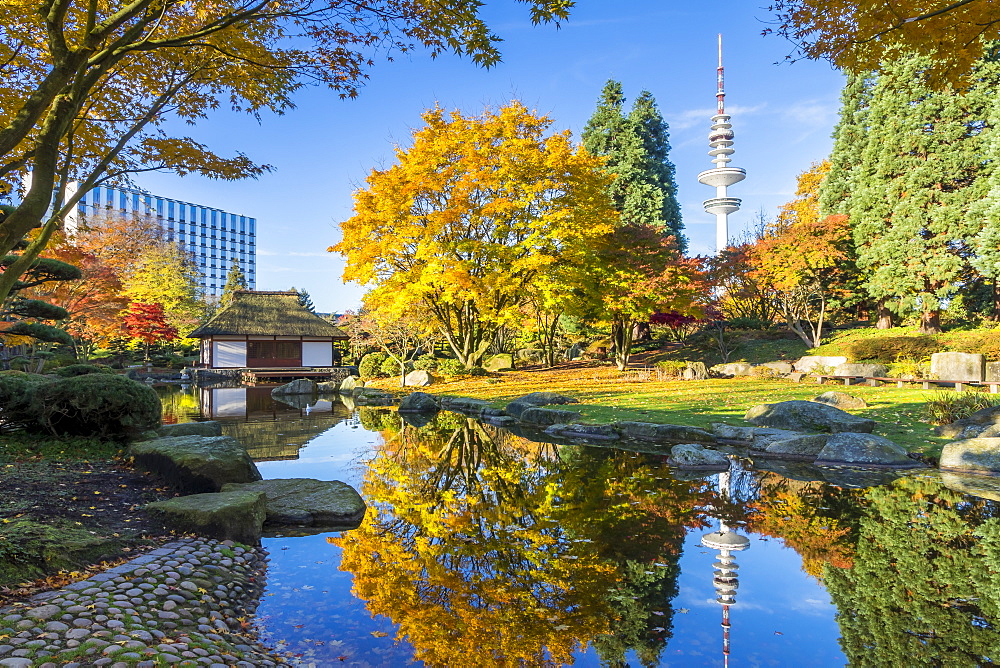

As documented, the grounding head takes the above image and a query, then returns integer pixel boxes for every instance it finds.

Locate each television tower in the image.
[697,34,746,252]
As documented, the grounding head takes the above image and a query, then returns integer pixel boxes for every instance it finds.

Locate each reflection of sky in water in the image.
[167,387,848,666]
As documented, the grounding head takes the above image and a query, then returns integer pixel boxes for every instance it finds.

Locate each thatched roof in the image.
[189,291,350,339]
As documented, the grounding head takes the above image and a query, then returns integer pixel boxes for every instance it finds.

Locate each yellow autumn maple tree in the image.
[333,102,617,367]
[768,0,998,84]
[0,0,574,305]
[752,161,852,347]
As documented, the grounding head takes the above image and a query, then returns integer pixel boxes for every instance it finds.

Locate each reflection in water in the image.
[826,475,1000,666]
[154,387,1000,666]
[338,410,715,667]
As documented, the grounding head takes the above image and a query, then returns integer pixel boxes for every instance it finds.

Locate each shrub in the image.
[950,331,1000,360]
[53,364,116,378]
[0,373,46,430]
[654,360,687,380]
[437,359,465,376]
[30,374,161,440]
[358,352,389,379]
[923,391,1000,426]
[846,336,940,363]
[151,353,189,369]
[467,366,488,376]
[413,355,438,371]
[380,355,412,377]
[886,360,930,379]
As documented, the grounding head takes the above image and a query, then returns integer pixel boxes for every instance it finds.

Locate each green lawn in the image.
[382,364,952,456]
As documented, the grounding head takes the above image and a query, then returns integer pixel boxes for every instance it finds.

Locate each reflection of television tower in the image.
[697,34,746,253]
[701,466,750,668]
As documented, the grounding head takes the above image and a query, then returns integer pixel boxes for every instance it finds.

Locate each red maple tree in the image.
[122,302,178,363]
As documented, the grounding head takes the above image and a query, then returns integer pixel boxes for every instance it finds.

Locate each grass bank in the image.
[371,362,950,456]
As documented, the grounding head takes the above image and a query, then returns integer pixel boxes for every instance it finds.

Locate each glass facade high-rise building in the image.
[72,185,256,296]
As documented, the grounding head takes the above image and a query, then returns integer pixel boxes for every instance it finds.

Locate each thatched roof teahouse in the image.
[189,290,349,368]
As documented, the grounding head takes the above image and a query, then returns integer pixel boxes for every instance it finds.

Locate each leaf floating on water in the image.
[679,608,690,613]
[554,624,570,631]
[774,631,783,635]
[371,630,389,638]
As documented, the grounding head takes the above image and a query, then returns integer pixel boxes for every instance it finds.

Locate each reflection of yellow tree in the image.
[336,416,713,667]
[745,474,862,579]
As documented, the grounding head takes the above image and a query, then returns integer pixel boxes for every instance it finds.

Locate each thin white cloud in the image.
[670,104,767,130]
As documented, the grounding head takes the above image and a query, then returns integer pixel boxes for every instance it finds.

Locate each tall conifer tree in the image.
[819,72,874,218]
[582,81,684,252]
[220,260,248,305]
[847,52,999,333]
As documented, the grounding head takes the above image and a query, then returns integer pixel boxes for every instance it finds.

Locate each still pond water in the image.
[158,384,1000,667]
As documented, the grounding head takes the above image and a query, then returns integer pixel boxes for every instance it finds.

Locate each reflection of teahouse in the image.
[701,466,750,668]
[189,290,349,369]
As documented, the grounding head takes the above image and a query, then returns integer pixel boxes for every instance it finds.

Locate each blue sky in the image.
[141,1,845,313]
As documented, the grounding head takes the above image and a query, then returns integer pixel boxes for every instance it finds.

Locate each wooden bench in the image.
[811,374,1000,392]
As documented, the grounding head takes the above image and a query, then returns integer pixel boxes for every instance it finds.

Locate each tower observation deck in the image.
[698,34,746,252]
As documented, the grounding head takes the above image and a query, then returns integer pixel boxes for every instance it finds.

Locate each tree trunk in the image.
[917,310,942,335]
[631,321,650,342]
[875,301,894,329]
[611,318,634,371]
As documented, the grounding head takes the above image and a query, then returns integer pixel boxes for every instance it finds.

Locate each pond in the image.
[158,384,1000,667]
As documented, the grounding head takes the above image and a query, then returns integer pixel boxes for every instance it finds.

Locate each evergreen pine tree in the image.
[818,72,874,218]
[220,260,247,305]
[292,286,315,313]
[970,79,1000,317]
[847,52,999,333]
[582,81,684,252]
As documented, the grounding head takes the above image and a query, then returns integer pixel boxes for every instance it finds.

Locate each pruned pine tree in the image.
[582,81,684,252]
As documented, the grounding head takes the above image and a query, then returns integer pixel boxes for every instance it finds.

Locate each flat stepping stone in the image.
[222,478,366,528]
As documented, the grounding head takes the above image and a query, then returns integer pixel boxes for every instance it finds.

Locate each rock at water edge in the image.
[145,490,266,544]
[156,421,223,438]
[398,391,439,413]
[271,379,318,396]
[130,435,262,493]
[340,375,365,393]
[518,407,582,426]
[505,392,578,419]
[940,437,1000,474]
[763,434,829,457]
[668,444,730,470]
[814,433,915,467]
[222,478,366,528]
[745,400,876,434]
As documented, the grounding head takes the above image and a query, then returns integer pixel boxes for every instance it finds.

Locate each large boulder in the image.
[668,444,730,470]
[483,354,514,372]
[397,391,439,413]
[814,433,916,467]
[793,356,848,373]
[710,362,753,378]
[833,363,888,378]
[515,348,546,364]
[340,375,364,393]
[939,437,1000,474]
[930,352,985,382]
[130,435,262,493]
[440,396,491,415]
[155,421,223,438]
[316,381,339,393]
[221,478,366,528]
[744,400,876,434]
[403,369,438,387]
[813,391,868,411]
[271,379,318,396]
[759,361,794,375]
[763,434,830,458]
[940,470,1000,502]
[518,407,582,426]
[710,423,805,444]
[505,392,579,419]
[145,490,266,544]
[932,405,1000,438]
[616,421,716,443]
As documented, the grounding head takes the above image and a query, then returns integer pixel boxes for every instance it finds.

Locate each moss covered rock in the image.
[145,490,266,544]
[222,478,366,528]
[130,435,262,493]
[0,519,124,587]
